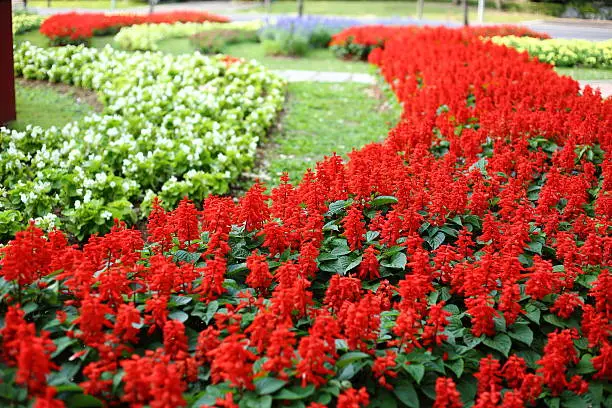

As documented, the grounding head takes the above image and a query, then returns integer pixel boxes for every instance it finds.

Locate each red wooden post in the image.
[1,1,17,125]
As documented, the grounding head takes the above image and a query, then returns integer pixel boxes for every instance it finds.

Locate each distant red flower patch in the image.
[39,11,229,45]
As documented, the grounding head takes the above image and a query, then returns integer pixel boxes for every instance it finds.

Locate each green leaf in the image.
[337,361,367,381]
[370,389,398,408]
[425,231,445,250]
[575,354,596,375]
[171,295,192,306]
[508,324,533,346]
[371,196,398,207]
[561,395,587,408]
[457,377,477,405]
[393,381,419,408]
[483,333,512,357]
[168,311,188,323]
[254,377,287,395]
[54,384,83,393]
[366,230,380,242]
[206,300,219,324]
[404,364,425,384]
[543,313,567,328]
[524,303,541,323]
[463,332,482,349]
[527,241,543,255]
[67,394,103,408]
[52,337,77,358]
[326,200,350,217]
[381,252,407,269]
[345,255,363,272]
[336,352,370,368]
[446,358,464,378]
[172,250,201,264]
[274,385,315,400]
[22,302,39,315]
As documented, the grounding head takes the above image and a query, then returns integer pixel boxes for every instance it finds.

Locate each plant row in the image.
[114,21,261,52]
[330,25,551,60]
[11,13,45,35]
[39,11,230,45]
[490,36,612,69]
[1,42,284,240]
[0,26,610,408]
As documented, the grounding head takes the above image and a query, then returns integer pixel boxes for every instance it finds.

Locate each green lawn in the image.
[239,1,546,23]
[257,81,401,186]
[26,0,140,9]
[157,38,373,73]
[8,82,94,132]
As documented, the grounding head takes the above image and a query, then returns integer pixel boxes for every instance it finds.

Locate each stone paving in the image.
[578,80,612,98]
[273,70,376,84]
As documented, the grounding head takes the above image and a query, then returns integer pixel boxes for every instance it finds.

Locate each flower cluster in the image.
[12,13,45,35]
[1,42,284,239]
[0,25,610,407]
[39,11,229,45]
[491,36,612,68]
[330,24,550,60]
[114,21,261,51]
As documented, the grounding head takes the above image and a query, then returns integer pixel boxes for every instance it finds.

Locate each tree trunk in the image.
[0,2,16,125]
[149,0,155,14]
[264,0,271,14]
[463,0,469,26]
[496,0,502,10]
[417,0,424,20]
[297,0,304,17]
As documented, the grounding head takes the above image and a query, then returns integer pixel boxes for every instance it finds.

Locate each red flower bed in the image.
[1,26,611,407]
[330,24,550,60]
[40,11,229,45]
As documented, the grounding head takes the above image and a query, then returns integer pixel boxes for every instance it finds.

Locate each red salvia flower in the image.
[238,181,270,231]
[372,351,398,390]
[342,204,366,251]
[208,334,256,390]
[246,252,273,294]
[337,387,369,408]
[537,329,582,396]
[433,377,463,408]
[358,246,380,280]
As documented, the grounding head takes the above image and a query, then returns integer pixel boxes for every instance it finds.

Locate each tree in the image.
[0,3,16,125]
[417,0,424,20]
[463,0,469,26]
[297,0,304,17]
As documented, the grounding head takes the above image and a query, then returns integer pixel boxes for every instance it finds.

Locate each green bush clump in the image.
[261,30,311,57]
[189,29,259,54]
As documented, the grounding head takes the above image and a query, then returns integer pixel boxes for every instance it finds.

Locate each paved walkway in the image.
[273,70,376,84]
[274,70,612,98]
[579,80,612,98]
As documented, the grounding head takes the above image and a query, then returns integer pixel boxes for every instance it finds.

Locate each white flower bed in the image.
[1,42,285,239]
[114,21,262,51]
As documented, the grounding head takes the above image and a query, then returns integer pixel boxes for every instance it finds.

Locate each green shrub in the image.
[309,26,334,49]
[262,31,311,57]
[190,29,258,54]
